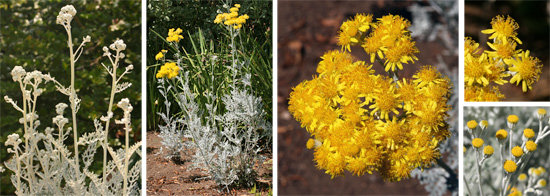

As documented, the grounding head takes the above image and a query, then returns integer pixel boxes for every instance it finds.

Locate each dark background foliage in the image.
[0,0,141,194]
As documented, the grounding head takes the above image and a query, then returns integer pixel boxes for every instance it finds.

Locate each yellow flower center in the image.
[496,129,508,139]
[511,146,523,157]
[467,120,478,129]
[483,145,494,155]
[526,140,537,152]
[504,160,517,173]
[507,115,519,124]
[472,138,484,148]
[523,128,535,139]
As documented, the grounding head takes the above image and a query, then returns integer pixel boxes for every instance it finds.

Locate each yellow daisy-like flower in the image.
[481,15,522,44]
[464,53,492,86]
[526,140,537,152]
[466,120,478,130]
[483,145,494,156]
[464,37,481,56]
[166,28,184,42]
[485,38,519,61]
[337,13,373,52]
[156,62,180,79]
[472,138,484,148]
[504,160,517,173]
[496,129,508,139]
[506,50,542,92]
[382,38,418,72]
[511,146,523,158]
[412,65,446,88]
[507,115,519,124]
[523,128,535,139]
[369,77,401,120]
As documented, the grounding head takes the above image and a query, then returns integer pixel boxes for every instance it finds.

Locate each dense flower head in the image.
[537,179,547,187]
[537,108,547,120]
[523,128,535,139]
[525,140,537,152]
[504,160,517,173]
[354,14,418,71]
[511,146,523,157]
[337,13,372,52]
[166,28,184,42]
[155,49,167,60]
[56,5,77,25]
[481,15,521,44]
[472,138,484,148]
[506,50,542,92]
[465,15,543,101]
[214,4,249,29]
[483,145,494,156]
[288,13,452,182]
[518,173,527,182]
[508,115,519,124]
[496,129,508,140]
[467,120,478,130]
[156,62,180,79]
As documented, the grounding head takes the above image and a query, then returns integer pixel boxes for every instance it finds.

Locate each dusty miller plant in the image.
[155,3,271,191]
[2,5,141,195]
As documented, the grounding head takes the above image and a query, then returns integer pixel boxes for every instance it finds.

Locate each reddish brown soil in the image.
[146,132,272,195]
[278,1,456,195]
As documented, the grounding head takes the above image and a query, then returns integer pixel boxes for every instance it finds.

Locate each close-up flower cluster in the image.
[213,3,249,29]
[464,15,543,101]
[464,107,550,196]
[288,13,453,182]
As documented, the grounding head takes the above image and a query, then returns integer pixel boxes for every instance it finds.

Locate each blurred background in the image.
[278,0,458,195]
[0,1,141,194]
[465,0,550,101]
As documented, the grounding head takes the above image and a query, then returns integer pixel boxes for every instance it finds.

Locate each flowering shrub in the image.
[153,3,271,191]
[464,107,550,196]
[288,13,453,181]
[2,5,140,195]
[464,15,543,101]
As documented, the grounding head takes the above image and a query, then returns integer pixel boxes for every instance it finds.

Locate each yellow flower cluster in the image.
[156,62,180,79]
[155,49,168,60]
[465,15,543,101]
[166,28,184,42]
[337,14,419,72]
[288,14,452,182]
[214,4,249,29]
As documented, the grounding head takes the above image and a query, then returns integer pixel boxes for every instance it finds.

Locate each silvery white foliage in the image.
[3,5,141,196]
[464,107,550,196]
[157,69,270,191]
[411,168,449,196]
[157,79,185,159]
